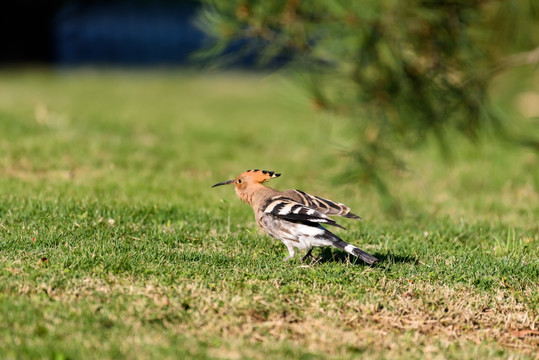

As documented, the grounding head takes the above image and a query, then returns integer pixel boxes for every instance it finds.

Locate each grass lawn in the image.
[0,68,537,359]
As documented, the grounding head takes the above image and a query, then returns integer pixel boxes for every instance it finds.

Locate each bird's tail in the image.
[327,232,378,265]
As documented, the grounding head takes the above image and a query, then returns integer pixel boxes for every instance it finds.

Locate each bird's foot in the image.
[301,249,314,262]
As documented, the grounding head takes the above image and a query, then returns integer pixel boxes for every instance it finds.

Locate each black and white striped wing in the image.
[286,189,361,219]
[262,196,346,229]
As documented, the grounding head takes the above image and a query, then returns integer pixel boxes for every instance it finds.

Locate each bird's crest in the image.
[212,169,280,189]
[241,169,281,183]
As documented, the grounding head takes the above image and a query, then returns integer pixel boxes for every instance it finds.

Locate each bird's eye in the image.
[237,179,242,184]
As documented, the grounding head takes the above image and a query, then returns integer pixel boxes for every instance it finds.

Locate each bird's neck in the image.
[236,183,269,206]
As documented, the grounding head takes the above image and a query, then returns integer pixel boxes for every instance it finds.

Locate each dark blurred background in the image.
[0,0,205,65]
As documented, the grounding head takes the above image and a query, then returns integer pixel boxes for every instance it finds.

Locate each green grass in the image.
[0,68,538,359]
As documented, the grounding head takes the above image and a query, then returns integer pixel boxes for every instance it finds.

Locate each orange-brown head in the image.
[212,169,281,204]
[212,169,281,188]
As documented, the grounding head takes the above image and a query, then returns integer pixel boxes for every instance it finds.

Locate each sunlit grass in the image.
[0,69,537,359]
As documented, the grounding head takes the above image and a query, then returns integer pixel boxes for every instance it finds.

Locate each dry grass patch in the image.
[8,275,537,358]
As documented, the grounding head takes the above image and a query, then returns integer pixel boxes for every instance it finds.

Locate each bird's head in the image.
[212,169,281,190]
[212,169,281,203]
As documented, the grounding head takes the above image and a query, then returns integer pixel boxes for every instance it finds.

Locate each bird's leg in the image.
[301,248,313,262]
[283,244,295,261]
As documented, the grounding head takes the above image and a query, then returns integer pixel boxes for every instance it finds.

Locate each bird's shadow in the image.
[307,248,418,268]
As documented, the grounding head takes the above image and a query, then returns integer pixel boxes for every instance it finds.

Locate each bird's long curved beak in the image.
[212,179,235,188]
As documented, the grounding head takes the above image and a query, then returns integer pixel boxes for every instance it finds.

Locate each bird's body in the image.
[213,170,378,264]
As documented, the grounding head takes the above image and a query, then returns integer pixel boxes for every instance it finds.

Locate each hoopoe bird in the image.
[212,169,378,264]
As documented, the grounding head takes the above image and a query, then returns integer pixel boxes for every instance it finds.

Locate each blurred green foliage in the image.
[198,0,539,213]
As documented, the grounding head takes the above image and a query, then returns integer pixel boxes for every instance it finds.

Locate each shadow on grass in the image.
[310,249,418,267]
